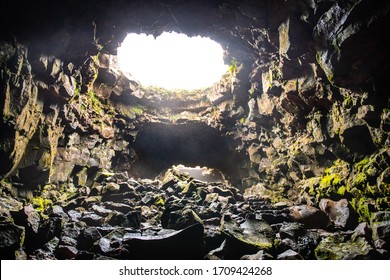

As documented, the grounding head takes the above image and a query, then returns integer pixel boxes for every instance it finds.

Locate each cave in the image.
[0,0,390,261]
[131,122,244,185]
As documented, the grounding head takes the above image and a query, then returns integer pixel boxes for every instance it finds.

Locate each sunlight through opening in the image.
[117,32,228,90]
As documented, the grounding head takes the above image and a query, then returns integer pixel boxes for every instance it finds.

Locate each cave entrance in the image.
[117,31,228,90]
[129,123,244,187]
[161,164,226,183]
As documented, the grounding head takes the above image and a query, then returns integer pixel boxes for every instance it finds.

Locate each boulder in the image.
[0,222,25,259]
[277,249,303,260]
[315,235,373,260]
[123,223,205,259]
[289,205,330,229]
[220,215,275,259]
[319,198,358,229]
[279,222,306,239]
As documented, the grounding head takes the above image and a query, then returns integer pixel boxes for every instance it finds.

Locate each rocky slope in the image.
[1,0,389,259]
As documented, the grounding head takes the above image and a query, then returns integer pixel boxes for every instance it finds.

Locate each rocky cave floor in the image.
[1,167,388,260]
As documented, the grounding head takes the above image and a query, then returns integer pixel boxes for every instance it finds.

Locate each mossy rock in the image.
[315,235,373,260]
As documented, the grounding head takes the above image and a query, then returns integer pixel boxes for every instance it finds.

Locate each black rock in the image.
[0,222,25,259]
[122,223,205,259]
[81,212,104,226]
[79,227,102,250]
[277,249,304,260]
[279,222,306,239]
[55,245,78,259]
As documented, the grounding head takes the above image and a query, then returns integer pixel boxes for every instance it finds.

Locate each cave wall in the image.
[0,0,389,222]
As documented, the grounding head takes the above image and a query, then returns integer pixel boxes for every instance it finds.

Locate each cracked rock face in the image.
[1,0,390,259]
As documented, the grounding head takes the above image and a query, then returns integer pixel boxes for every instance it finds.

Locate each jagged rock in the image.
[220,215,274,259]
[67,210,82,221]
[55,245,78,259]
[51,205,67,218]
[91,204,113,217]
[12,204,40,234]
[96,237,112,254]
[372,221,390,253]
[314,1,390,88]
[81,212,104,226]
[240,250,274,260]
[79,227,102,250]
[74,168,88,187]
[279,222,306,239]
[164,208,202,230]
[102,182,120,194]
[0,222,25,259]
[103,202,133,213]
[0,196,23,219]
[277,249,303,260]
[339,123,375,155]
[315,235,373,260]
[319,198,358,229]
[105,210,141,228]
[60,235,78,247]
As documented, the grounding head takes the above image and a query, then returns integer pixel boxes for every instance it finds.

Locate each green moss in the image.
[237,236,273,250]
[20,228,26,247]
[154,195,165,207]
[31,197,52,213]
[356,157,370,172]
[229,58,238,77]
[88,91,102,113]
[337,186,348,196]
[131,106,143,116]
[350,197,372,223]
[343,95,352,107]
[320,173,341,189]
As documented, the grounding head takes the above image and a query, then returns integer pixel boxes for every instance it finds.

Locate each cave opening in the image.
[130,122,245,187]
[117,31,229,90]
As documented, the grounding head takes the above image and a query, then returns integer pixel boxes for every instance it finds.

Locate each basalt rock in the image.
[123,223,205,260]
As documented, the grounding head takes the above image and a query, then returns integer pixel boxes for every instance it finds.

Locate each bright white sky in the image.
[117,32,228,90]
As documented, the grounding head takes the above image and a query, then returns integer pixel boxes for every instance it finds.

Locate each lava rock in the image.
[122,223,205,259]
[319,198,358,229]
[277,249,303,260]
[81,212,104,226]
[372,221,390,253]
[106,210,141,228]
[0,196,23,219]
[279,222,306,239]
[315,235,373,260]
[12,204,40,234]
[240,250,274,260]
[55,245,79,259]
[91,204,113,217]
[103,202,133,213]
[67,210,82,221]
[220,215,274,259]
[79,227,102,250]
[0,222,25,259]
[165,208,202,230]
[289,205,330,229]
